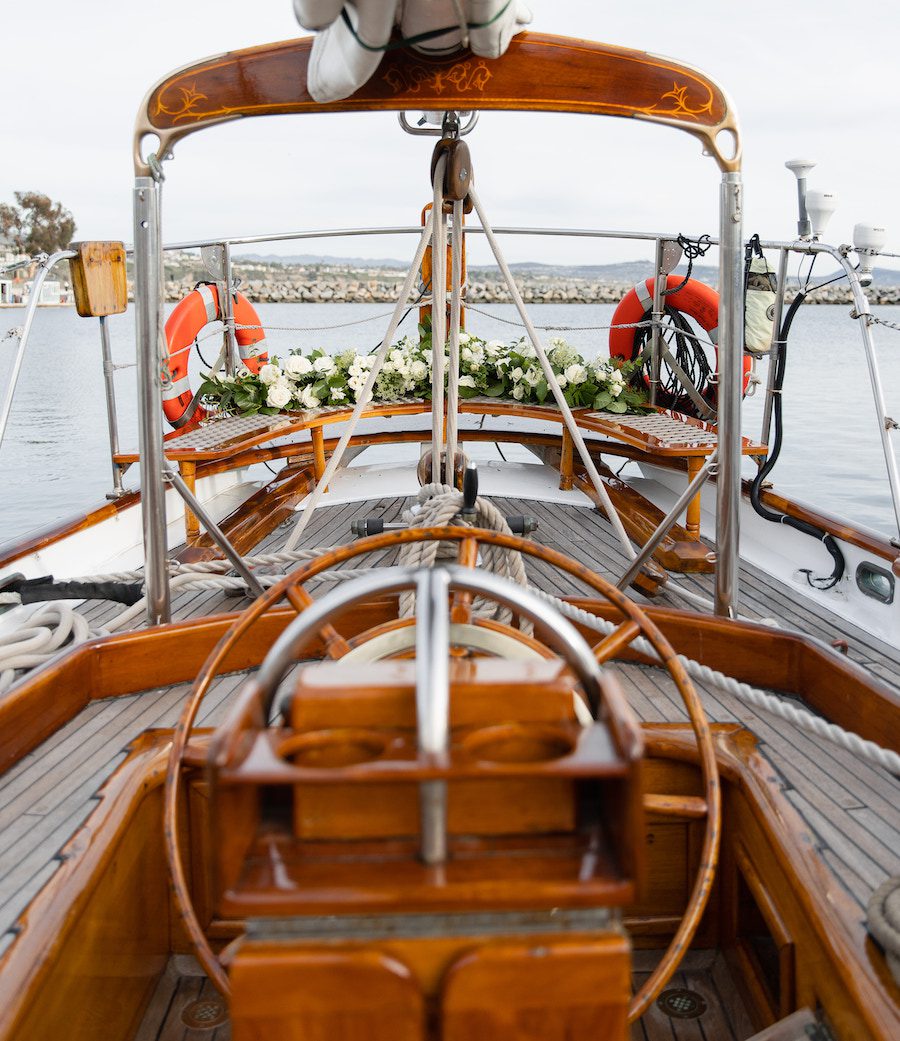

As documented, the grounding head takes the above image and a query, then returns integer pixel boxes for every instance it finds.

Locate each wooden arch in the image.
[133,31,740,176]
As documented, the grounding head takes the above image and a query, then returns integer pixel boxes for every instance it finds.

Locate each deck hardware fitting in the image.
[181,999,228,1029]
[656,988,707,1019]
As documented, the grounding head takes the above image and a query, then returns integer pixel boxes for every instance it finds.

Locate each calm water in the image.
[2,302,900,547]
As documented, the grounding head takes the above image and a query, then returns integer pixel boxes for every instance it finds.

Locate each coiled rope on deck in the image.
[868,878,900,984]
[1,488,898,778]
[397,483,528,624]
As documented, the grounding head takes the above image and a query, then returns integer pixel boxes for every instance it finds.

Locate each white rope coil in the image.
[397,484,529,627]
[868,877,900,984]
[528,588,900,777]
[0,605,95,693]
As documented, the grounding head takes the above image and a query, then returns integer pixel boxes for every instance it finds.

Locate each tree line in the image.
[0,192,76,256]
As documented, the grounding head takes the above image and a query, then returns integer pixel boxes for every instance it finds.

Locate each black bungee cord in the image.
[748,283,846,590]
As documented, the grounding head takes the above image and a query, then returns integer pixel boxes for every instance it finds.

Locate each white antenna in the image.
[853,223,887,287]
[806,190,838,240]
[785,159,816,239]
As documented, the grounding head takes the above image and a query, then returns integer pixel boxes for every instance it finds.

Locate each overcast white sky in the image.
[3,1,898,268]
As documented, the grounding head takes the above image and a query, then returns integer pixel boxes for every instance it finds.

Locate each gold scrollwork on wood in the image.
[382,59,492,96]
[643,81,714,120]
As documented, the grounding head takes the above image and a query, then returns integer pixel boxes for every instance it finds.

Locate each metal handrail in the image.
[0,250,76,453]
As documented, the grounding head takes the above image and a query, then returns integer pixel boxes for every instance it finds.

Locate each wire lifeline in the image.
[283,209,438,551]
[467,185,637,563]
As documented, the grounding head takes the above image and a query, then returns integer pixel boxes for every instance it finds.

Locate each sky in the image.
[3,1,899,269]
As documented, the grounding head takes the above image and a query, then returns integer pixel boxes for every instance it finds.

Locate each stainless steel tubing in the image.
[415,568,451,865]
[760,248,789,448]
[163,467,265,598]
[221,242,238,376]
[649,238,664,407]
[133,175,171,625]
[715,171,745,618]
[98,316,125,496]
[431,158,447,476]
[617,449,718,592]
[0,250,75,453]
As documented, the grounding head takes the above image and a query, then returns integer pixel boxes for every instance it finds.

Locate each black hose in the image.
[749,292,845,589]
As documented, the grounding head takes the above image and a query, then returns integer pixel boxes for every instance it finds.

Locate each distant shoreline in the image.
[149,276,895,307]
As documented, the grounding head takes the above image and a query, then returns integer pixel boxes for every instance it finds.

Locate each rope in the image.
[0,604,94,693]
[468,185,638,562]
[464,306,657,333]
[527,588,900,777]
[463,307,719,351]
[232,312,399,333]
[868,878,900,983]
[854,311,900,334]
[284,212,438,551]
[397,485,529,627]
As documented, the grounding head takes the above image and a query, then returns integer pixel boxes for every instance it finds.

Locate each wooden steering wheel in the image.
[165,525,721,1024]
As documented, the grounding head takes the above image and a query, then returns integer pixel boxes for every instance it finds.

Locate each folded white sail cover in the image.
[294,1,533,102]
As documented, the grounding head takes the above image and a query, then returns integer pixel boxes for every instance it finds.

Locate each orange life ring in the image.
[162,284,269,428]
[608,275,751,411]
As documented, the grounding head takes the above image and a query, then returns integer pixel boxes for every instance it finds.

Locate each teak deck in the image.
[1,495,898,967]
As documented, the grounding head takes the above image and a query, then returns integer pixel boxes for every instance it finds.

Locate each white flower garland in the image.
[197,332,649,417]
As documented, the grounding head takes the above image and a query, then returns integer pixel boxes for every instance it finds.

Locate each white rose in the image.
[512,383,525,400]
[266,381,292,409]
[488,339,505,351]
[609,369,625,384]
[610,382,623,398]
[556,374,568,389]
[458,332,471,344]
[258,363,280,385]
[524,368,541,386]
[299,385,321,409]
[565,364,587,385]
[313,355,335,374]
[410,359,427,381]
[520,344,536,359]
[461,346,474,363]
[284,354,313,378]
[330,387,346,402]
[458,375,477,388]
[510,367,524,382]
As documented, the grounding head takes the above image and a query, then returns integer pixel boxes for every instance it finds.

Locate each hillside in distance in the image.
[236,252,900,287]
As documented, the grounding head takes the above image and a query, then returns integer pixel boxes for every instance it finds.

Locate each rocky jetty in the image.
[134,251,900,306]
[155,274,900,307]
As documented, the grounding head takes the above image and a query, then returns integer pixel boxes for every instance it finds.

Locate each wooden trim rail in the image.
[134,32,740,177]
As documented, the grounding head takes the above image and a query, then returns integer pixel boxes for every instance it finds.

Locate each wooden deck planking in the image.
[2,493,900,979]
[137,952,746,1041]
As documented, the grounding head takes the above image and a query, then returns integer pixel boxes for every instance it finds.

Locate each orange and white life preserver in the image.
[608,275,751,407]
[162,284,269,428]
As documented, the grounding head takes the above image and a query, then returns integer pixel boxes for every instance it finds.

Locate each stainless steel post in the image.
[759,248,788,448]
[221,241,238,376]
[648,238,664,407]
[715,172,744,618]
[98,316,125,496]
[134,175,171,624]
[617,449,718,591]
[0,251,74,452]
[164,467,265,597]
[844,268,900,537]
[431,159,447,476]
[415,568,451,865]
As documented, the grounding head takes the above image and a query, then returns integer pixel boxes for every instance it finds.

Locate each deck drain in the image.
[181,999,228,1029]
[657,988,707,1019]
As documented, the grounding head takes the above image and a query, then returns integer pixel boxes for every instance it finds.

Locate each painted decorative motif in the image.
[155,83,211,123]
[381,59,492,96]
[642,81,714,120]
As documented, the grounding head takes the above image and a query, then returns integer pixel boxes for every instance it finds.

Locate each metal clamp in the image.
[398,110,480,138]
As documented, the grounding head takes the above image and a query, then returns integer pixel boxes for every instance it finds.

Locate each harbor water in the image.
[1,302,899,547]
